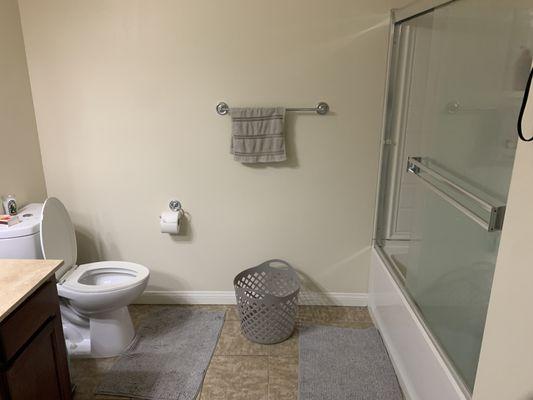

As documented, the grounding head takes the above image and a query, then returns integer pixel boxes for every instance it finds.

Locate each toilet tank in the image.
[0,204,43,259]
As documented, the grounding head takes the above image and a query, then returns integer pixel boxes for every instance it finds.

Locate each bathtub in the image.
[368,247,469,400]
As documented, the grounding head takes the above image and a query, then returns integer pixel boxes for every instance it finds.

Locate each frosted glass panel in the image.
[376,0,532,392]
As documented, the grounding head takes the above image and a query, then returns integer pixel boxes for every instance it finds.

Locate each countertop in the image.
[0,259,63,322]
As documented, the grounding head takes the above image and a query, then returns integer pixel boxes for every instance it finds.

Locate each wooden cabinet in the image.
[0,279,72,400]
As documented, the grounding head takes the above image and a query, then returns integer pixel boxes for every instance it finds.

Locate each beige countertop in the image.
[0,259,63,322]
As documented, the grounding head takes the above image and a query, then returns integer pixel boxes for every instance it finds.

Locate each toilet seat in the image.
[62,261,149,293]
[40,197,78,280]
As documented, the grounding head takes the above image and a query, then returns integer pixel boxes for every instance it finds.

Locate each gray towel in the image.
[230,107,286,163]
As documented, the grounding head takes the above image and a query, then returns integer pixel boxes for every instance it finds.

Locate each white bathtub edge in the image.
[369,248,470,400]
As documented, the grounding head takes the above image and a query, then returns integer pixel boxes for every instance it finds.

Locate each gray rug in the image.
[96,308,225,400]
[299,325,402,400]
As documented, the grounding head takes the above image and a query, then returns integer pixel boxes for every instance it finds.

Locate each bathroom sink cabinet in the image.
[0,278,72,400]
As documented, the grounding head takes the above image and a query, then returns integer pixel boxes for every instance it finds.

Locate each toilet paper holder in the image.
[160,200,184,235]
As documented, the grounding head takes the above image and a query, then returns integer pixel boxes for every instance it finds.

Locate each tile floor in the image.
[70,305,374,400]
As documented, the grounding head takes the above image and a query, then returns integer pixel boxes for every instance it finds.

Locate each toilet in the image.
[0,197,150,358]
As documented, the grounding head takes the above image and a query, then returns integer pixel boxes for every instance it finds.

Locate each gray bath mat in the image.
[96,308,225,400]
[299,325,402,400]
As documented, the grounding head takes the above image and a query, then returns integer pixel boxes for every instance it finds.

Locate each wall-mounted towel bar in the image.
[216,101,330,116]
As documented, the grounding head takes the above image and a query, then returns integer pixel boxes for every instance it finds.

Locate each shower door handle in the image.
[406,157,506,232]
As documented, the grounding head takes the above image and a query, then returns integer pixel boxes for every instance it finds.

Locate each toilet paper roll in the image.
[160,211,181,234]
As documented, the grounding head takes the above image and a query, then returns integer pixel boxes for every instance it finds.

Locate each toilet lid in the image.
[40,197,77,279]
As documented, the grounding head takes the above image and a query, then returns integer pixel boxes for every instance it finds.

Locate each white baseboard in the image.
[299,291,368,306]
[136,290,368,306]
[137,291,235,305]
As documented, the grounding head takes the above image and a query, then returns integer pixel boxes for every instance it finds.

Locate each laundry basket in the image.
[233,259,300,344]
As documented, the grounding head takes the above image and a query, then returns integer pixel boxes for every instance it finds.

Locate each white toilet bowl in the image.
[58,261,149,314]
[57,261,149,357]
[37,198,150,357]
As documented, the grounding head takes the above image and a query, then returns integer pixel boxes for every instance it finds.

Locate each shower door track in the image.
[394,0,457,23]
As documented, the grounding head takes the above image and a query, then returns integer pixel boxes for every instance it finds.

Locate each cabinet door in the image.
[5,317,71,400]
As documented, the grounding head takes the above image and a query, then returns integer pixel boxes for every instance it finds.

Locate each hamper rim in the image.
[233,259,300,302]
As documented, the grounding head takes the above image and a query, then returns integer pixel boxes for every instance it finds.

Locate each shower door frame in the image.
[371,1,473,399]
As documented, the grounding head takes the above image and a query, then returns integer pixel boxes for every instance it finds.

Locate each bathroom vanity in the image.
[0,259,72,400]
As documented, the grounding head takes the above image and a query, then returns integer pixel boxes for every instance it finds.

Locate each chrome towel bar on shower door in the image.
[406,157,506,232]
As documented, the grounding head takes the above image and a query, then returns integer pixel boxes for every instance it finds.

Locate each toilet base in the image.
[61,305,136,358]
[90,307,135,357]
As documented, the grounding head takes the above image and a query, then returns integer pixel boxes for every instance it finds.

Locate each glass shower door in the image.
[376,0,532,393]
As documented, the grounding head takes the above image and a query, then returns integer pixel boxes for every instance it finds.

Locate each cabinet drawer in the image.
[0,280,58,362]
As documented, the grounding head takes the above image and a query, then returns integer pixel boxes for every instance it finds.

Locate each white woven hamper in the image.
[233,259,300,344]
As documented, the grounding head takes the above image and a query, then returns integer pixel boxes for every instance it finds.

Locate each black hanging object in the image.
[517,67,533,142]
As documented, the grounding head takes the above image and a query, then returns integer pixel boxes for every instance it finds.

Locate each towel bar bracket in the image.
[215,101,329,116]
[216,102,230,115]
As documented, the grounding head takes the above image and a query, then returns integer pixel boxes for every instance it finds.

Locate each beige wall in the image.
[0,0,46,208]
[472,148,533,395]
[18,0,403,295]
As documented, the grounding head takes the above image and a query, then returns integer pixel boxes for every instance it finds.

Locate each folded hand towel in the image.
[230,107,286,163]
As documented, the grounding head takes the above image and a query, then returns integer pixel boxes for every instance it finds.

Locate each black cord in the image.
[517,67,533,142]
